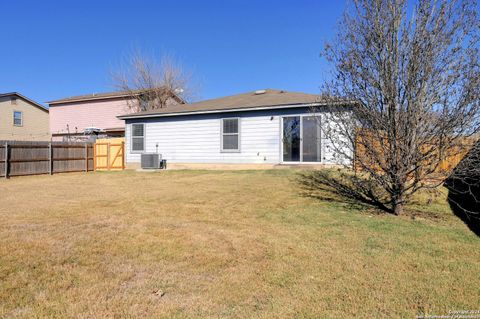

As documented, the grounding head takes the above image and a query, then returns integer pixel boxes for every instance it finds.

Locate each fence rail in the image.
[94,138,125,171]
[0,140,94,178]
[354,131,475,175]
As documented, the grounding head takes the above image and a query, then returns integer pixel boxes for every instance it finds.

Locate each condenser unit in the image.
[141,153,161,169]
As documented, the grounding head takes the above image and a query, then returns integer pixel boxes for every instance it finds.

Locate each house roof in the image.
[0,92,48,112]
[118,89,337,119]
[47,89,185,105]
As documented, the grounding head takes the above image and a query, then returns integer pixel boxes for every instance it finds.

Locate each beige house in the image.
[0,92,50,141]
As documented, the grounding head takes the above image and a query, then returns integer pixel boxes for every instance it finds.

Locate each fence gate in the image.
[94,138,125,171]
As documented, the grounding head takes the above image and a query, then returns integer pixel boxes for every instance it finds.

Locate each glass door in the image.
[282,116,301,162]
[302,116,321,162]
[282,115,322,163]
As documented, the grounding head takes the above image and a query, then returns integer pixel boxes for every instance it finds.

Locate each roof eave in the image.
[47,94,132,105]
[47,89,186,106]
[0,92,48,112]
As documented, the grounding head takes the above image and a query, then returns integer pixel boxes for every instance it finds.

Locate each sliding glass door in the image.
[282,115,321,163]
[282,116,301,162]
[302,116,321,162]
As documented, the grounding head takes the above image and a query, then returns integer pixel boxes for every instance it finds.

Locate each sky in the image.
[0,0,345,106]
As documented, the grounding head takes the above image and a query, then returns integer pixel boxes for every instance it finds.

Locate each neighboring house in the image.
[0,92,50,141]
[48,90,183,141]
[119,89,352,168]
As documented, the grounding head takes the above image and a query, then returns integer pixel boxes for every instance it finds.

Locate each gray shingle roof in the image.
[118,89,325,119]
[47,89,185,105]
[47,90,133,104]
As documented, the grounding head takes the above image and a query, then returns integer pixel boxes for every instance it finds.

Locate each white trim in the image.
[118,103,326,120]
[130,123,146,153]
[281,116,300,163]
[13,110,23,127]
[280,162,325,165]
[280,113,323,164]
[220,117,241,153]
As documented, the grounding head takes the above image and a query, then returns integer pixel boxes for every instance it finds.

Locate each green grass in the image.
[0,169,478,318]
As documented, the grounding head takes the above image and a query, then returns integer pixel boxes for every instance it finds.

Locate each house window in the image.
[11,97,17,105]
[221,118,240,152]
[131,123,145,152]
[13,111,22,126]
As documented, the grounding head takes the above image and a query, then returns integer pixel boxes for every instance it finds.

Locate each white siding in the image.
[125,108,352,165]
[320,112,354,166]
[126,114,281,164]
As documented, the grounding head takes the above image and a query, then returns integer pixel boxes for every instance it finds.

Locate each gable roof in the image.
[47,89,185,105]
[0,92,48,112]
[118,89,333,119]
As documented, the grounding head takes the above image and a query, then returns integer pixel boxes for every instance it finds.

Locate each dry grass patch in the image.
[0,170,479,318]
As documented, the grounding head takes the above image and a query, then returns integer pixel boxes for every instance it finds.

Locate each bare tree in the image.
[303,0,479,215]
[112,50,196,112]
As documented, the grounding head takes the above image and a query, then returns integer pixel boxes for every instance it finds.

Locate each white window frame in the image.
[13,111,23,127]
[131,123,146,153]
[220,117,241,153]
[280,113,323,164]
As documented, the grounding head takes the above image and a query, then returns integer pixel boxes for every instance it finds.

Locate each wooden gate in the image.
[94,138,125,171]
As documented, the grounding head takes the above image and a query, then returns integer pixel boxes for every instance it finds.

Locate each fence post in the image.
[107,143,111,171]
[84,143,88,173]
[121,141,125,170]
[49,142,53,175]
[4,141,8,179]
[93,144,96,171]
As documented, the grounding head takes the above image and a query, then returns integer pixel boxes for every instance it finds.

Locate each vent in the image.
[141,153,162,169]
[254,89,266,95]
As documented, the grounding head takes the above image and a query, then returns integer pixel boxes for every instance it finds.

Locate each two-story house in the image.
[48,90,184,141]
[0,92,50,141]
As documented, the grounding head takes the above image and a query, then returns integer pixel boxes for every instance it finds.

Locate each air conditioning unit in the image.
[141,153,161,169]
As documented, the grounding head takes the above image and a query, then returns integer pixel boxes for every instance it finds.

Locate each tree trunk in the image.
[393,202,404,215]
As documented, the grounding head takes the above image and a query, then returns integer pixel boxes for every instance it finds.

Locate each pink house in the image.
[48,90,183,141]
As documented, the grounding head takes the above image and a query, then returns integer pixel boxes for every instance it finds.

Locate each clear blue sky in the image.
[0,0,345,105]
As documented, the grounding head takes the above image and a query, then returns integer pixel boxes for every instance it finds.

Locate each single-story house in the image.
[48,90,184,141]
[118,89,352,168]
[0,92,50,141]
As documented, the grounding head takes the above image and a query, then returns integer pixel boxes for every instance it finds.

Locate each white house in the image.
[118,89,352,168]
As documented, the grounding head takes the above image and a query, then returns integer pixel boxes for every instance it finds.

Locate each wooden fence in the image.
[93,138,125,171]
[0,140,94,178]
[354,131,474,175]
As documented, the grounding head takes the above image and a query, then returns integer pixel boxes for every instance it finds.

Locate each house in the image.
[48,90,184,141]
[0,92,50,141]
[118,89,352,168]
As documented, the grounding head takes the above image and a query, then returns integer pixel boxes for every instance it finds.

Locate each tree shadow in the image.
[296,169,392,214]
[446,187,480,236]
[444,142,480,236]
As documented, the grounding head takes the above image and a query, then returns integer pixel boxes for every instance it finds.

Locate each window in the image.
[221,118,240,152]
[11,97,17,105]
[131,123,145,152]
[13,111,22,126]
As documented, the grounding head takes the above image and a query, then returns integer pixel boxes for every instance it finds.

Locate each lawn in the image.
[0,170,479,318]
